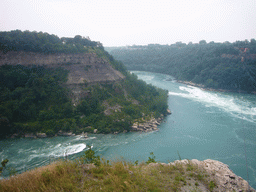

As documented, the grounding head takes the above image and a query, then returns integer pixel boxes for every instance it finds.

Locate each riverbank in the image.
[9,111,171,139]
[10,131,88,139]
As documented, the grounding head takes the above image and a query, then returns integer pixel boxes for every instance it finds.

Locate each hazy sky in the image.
[1,0,256,46]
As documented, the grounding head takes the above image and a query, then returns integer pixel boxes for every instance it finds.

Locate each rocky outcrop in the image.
[24,133,37,139]
[102,101,122,116]
[169,159,255,192]
[79,132,88,138]
[131,109,171,132]
[57,131,75,136]
[167,109,172,114]
[36,133,47,138]
[131,116,163,132]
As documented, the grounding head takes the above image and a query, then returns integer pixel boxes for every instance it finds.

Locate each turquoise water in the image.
[0,71,256,188]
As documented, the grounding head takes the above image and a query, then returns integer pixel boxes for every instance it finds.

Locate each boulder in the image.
[80,132,88,138]
[24,133,36,138]
[58,131,75,136]
[167,109,172,114]
[10,133,19,138]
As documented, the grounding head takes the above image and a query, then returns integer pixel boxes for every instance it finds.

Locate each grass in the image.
[0,152,217,192]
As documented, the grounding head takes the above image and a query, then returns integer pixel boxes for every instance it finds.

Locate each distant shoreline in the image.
[131,70,256,94]
[176,80,256,95]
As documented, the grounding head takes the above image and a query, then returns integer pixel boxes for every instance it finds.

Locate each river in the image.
[0,71,256,188]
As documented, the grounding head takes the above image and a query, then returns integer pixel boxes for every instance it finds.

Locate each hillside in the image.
[108,40,256,93]
[0,30,168,138]
[0,51,125,104]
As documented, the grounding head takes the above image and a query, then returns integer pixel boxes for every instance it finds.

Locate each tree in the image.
[0,117,11,139]
[199,40,207,45]
[0,159,9,175]
[251,38,256,44]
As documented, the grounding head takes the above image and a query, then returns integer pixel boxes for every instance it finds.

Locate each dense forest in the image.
[0,30,168,139]
[108,40,256,92]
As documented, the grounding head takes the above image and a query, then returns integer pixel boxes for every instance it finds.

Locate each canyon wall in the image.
[0,51,125,103]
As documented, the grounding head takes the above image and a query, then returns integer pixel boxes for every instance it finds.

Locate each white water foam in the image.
[50,143,86,157]
[25,143,86,161]
[169,86,256,123]
[64,144,86,156]
[56,144,61,147]
[140,75,154,81]
[132,71,155,81]
[85,137,96,140]
[74,136,96,141]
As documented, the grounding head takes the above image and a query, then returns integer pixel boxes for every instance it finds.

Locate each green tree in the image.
[199,40,207,44]
[0,159,9,175]
[80,146,100,166]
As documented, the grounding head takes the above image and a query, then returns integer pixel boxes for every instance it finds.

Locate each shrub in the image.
[80,146,100,166]
[146,152,156,164]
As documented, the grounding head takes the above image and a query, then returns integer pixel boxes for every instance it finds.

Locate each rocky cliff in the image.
[0,51,125,103]
[167,159,255,192]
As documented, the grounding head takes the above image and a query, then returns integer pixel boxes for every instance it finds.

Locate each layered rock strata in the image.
[0,51,125,103]
[0,51,125,84]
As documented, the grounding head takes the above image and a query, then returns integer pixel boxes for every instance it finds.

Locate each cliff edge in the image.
[0,51,125,103]
[0,158,254,191]
[0,51,125,84]
[166,159,255,192]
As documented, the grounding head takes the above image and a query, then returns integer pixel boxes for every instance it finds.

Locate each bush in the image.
[80,146,101,166]
[146,152,156,164]
[0,159,9,175]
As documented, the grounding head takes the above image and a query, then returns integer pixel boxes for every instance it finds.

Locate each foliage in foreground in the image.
[0,159,8,175]
[0,151,216,192]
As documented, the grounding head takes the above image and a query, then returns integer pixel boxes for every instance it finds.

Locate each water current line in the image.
[241,59,256,184]
[239,85,249,183]
[242,112,250,182]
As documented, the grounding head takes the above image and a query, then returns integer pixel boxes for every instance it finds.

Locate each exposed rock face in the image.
[102,101,123,116]
[57,131,75,136]
[36,133,47,138]
[0,51,125,103]
[24,133,37,139]
[0,51,125,83]
[169,159,255,192]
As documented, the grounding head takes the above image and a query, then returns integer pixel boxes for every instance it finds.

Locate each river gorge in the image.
[0,71,256,189]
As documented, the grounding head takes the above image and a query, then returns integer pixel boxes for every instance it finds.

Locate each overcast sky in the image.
[1,0,256,46]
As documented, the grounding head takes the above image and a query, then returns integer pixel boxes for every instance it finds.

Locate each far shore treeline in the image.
[0,30,168,139]
[108,40,256,93]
